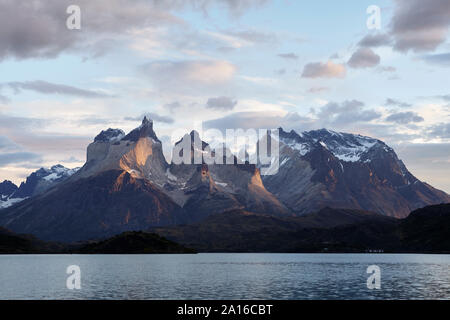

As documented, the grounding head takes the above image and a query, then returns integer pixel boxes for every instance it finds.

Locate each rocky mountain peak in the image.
[94,128,125,143]
[123,116,160,143]
[0,180,18,199]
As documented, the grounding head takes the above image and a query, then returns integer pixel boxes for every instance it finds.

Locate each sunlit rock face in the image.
[76,117,169,186]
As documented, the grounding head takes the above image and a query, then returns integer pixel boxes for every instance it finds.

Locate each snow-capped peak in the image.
[279,128,385,162]
[94,128,125,143]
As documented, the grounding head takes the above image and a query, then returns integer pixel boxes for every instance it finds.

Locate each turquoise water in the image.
[0,253,449,300]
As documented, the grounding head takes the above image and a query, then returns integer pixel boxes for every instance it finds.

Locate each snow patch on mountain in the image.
[0,197,27,209]
[279,128,382,163]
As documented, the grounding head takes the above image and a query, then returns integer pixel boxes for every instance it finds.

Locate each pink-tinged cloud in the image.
[301,61,346,79]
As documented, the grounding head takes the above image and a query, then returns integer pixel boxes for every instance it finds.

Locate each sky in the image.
[0,0,449,192]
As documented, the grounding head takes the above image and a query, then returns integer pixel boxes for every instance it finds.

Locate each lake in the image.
[0,253,449,300]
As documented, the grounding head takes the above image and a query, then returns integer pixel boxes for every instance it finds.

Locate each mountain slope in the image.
[152,208,400,252]
[0,170,187,242]
[0,165,79,209]
[400,203,450,252]
[153,205,450,253]
[262,128,450,218]
[13,164,79,198]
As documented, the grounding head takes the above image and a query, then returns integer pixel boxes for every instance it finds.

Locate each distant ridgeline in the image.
[1,205,449,254]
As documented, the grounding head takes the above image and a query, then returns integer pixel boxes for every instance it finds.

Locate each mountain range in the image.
[0,116,448,242]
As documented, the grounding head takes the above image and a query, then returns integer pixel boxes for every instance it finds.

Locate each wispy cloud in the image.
[206,96,237,111]
[3,81,115,98]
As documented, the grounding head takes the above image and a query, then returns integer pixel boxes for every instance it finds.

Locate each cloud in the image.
[124,112,174,124]
[226,30,277,45]
[3,81,114,98]
[347,48,380,69]
[386,111,424,124]
[0,114,49,133]
[205,29,277,51]
[0,135,42,166]
[206,97,237,111]
[358,33,392,47]
[0,152,42,166]
[421,52,450,66]
[316,100,382,126]
[301,61,346,79]
[385,98,412,108]
[178,0,271,16]
[204,100,382,133]
[0,136,20,152]
[437,94,450,102]
[426,122,450,139]
[390,0,450,53]
[0,94,10,104]
[203,111,311,131]
[308,87,330,93]
[142,60,236,88]
[377,66,397,73]
[278,53,298,60]
[0,0,270,61]
[164,101,182,113]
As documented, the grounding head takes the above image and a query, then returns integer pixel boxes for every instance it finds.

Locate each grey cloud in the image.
[421,52,450,66]
[427,122,450,139]
[0,134,42,166]
[437,94,450,101]
[386,111,424,124]
[278,53,298,60]
[164,101,182,113]
[5,81,114,98]
[204,100,382,133]
[0,136,20,152]
[385,98,412,108]
[347,48,380,69]
[0,94,10,104]
[204,111,312,132]
[301,61,346,78]
[317,100,382,126]
[0,114,49,132]
[60,156,83,163]
[157,0,271,16]
[206,96,237,111]
[0,0,269,61]
[0,152,42,166]
[125,112,174,124]
[358,33,392,47]
[0,0,77,60]
[390,0,450,52]
[329,53,340,59]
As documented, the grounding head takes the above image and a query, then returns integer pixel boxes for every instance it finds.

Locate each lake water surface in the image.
[0,253,449,300]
